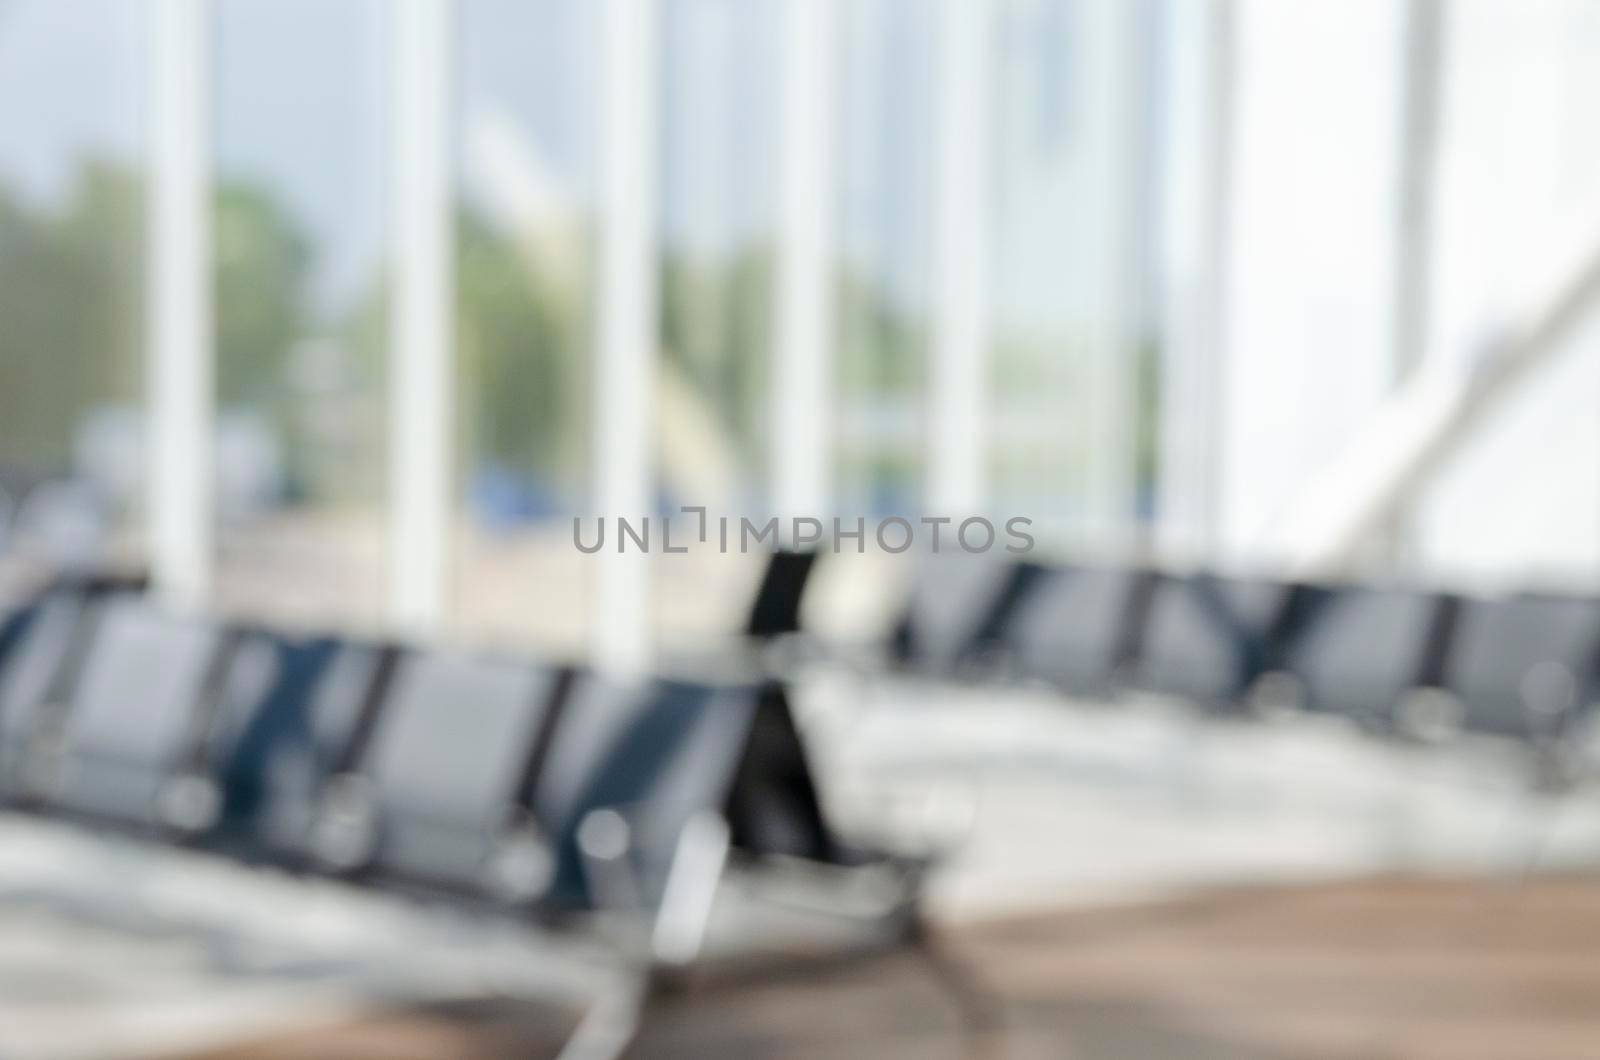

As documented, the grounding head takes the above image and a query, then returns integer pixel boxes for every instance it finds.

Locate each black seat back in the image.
[723,683,834,863]
[746,550,819,639]
[236,638,400,860]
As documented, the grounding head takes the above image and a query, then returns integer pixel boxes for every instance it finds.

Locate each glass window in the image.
[835,0,934,521]
[990,0,1154,552]
[450,0,597,653]
[0,1,147,574]
[210,0,389,627]
[653,0,781,649]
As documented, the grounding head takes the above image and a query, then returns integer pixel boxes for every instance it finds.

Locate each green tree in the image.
[214,180,310,412]
[0,162,143,472]
[453,204,586,493]
[0,160,313,503]
[660,243,773,465]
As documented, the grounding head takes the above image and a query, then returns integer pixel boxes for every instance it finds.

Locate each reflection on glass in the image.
[211,0,388,627]
[992,0,1108,549]
[0,1,146,574]
[836,0,933,521]
[653,0,780,648]
[451,0,596,653]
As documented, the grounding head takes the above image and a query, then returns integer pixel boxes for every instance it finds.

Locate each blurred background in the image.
[6,0,1600,1056]
[5,0,1600,642]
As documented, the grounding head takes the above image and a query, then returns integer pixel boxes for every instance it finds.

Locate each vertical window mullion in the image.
[148,0,214,609]
[1158,0,1234,559]
[772,0,837,524]
[389,0,455,630]
[593,0,659,675]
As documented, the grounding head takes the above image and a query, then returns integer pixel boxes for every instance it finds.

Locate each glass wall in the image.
[0,2,147,577]
[990,0,1085,545]
[990,0,1158,554]
[653,0,781,649]
[450,0,597,653]
[24,0,1573,643]
[209,0,390,628]
[835,0,934,521]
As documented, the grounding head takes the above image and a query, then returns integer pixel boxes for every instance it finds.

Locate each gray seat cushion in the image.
[53,601,227,824]
[1281,588,1441,720]
[1444,596,1600,738]
[358,651,561,888]
[1002,567,1145,691]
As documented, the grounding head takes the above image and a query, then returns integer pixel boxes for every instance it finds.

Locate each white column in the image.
[1157,0,1233,559]
[148,0,213,610]
[593,0,658,676]
[771,0,836,522]
[1391,0,1442,383]
[928,0,990,516]
[389,0,454,630]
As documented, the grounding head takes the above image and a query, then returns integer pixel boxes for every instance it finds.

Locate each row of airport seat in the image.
[753,552,1600,763]
[0,571,919,960]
